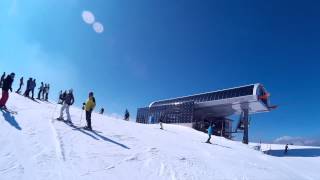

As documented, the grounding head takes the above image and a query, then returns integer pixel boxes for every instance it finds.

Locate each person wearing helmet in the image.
[0,73,15,109]
[84,92,96,130]
[57,89,75,123]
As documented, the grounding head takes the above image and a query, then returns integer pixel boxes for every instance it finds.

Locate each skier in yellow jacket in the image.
[84,92,96,130]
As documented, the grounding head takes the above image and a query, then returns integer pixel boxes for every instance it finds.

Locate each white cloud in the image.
[93,22,104,34]
[274,136,320,146]
[82,11,95,24]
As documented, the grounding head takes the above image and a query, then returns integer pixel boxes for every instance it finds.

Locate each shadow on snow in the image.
[65,122,130,150]
[1,110,22,130]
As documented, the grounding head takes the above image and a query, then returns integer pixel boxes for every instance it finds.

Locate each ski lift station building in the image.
[136,83,274,144]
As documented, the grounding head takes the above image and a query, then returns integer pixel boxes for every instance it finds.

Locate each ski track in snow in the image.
[50,120,66,161]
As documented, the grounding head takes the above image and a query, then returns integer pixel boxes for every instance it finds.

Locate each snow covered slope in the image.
[0,93,319,180]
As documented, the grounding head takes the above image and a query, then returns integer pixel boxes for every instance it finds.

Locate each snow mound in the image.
[0,92,319,180]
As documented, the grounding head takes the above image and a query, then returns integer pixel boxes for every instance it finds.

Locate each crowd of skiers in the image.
[21,78,50,101]
[0,72,51,108]
[0,71,99,131]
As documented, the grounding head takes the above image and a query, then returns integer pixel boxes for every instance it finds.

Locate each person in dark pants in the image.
[37,82,44,100]
[24,78,33,97]
[30,79,36,99]
[84,92,96,130]
[124,109,130,121]
[16,77,24,94]
[42,84,47,100]
[0,73,15,109]
[0,72,6,88]
[100,108,104,114]
[45,84,50,101]
[284,144,289,155]
[206,123,214,144]
[159,119,164,130]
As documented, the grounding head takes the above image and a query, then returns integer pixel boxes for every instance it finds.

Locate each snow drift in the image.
[0,92,319,180]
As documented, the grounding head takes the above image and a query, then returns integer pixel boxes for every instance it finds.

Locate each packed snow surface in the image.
[0,93,319,180]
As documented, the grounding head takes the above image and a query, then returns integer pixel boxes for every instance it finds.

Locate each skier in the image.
[0,73,15,109]
[159,118,164,130]
[0,72,5,88]
[16,77,24,94]
[45,84,50,101]
[83,92,96,130]
[24,78,33,97]
[57,89,74,124]
[100,108,104,114]
[159,114,165,130]
[206,123,214,144]
[284,144,289,155]
[42,84,46,100]
[124,109,130,121]
[37,82,44,100]
[30,79,36,99]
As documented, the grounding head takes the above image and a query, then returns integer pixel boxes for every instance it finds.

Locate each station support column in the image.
[242,109,249,144]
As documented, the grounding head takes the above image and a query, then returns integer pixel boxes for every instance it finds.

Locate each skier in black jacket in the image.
[0,73,15,109]
[37,82,44,100]
[30,79,36,99]
[24,78,33,97]
[124,109,130,121]
[57,89,75,124]
[16,77,24,94]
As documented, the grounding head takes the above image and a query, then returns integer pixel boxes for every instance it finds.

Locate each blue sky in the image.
[0,0,319,143]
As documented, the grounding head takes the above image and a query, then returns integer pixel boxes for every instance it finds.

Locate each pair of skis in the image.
[54,118,94,131]
[0,107,18,115]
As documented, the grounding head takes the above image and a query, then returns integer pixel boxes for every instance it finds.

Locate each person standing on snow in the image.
[42,84,47,100]
[57,89,75,124]
[124,109,130,121]
[159,114,165,130]
[37,82,44,100]
[30,79,36,99]
[16,77,24,94]
[84,92,96,130]
[284,144,289,155]
[0,73,15,109]
[24,78,33,97]
[159,119,164,130]
[45,84,50,101]
[100,108,104,114]
[0,72,6,88]
[206,123,214,144]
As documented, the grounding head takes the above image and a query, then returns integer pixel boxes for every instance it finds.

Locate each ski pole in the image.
[79,103,85,126]
[80,109,84,126]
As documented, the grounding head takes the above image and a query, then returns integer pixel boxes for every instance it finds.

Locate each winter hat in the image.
[89,92,94,96]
